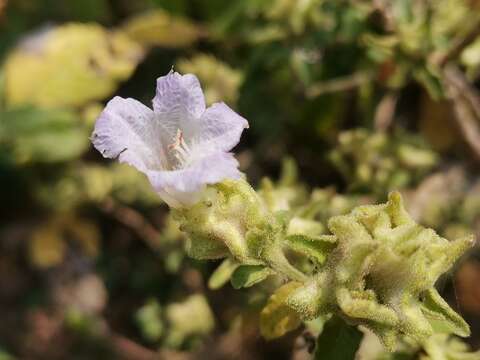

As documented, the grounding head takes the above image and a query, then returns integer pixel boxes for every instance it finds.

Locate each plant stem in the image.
[263,245,308,282]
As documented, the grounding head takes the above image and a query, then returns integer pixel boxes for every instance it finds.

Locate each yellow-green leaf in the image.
[208,258,239,290]
[164,295,215,348]
[29,221,66,268]
[122,9,203,48]
[231,265,274,289]
[260,282,302,340]
[29,214,100,268]
[4,23,143,108]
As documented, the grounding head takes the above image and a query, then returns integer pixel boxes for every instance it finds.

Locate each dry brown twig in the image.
[443,65,480,163]
[100,197,162,252]
[371,0,395,31]
[428,15,480,163]
[374,92,399,132]
[432,18,480,68]
[110,333,160,360]
[0,0,7,20]
[306,71,373,98]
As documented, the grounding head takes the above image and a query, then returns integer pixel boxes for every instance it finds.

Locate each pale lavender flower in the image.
[92,71,249,208]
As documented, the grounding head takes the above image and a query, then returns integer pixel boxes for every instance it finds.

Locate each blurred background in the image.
[1,0,480,359]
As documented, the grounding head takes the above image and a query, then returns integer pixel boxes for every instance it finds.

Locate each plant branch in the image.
[374,91,398,132]
[443,65,480,163]
[100,197,162,252]
[306,72,373,98]
[432,18,480,68]
[372,0,395,31]
[109,333,160,360]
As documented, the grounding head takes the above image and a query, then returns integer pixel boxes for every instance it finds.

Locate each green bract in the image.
[287,192,473,350]
[172,179,306,281]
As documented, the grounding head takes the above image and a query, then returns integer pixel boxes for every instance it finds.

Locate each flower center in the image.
[168,129,191,169]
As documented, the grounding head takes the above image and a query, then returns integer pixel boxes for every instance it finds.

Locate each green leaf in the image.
[279,157,299,186]
[135,299,164,342]
[230,265,274,289]
[164,295,215,348]
[208,258,239,290]
[4,23,143,108]
[421,288,470,337]
[0,107,89,164]
[0,347,14,360]
[122,9,202,48]
[260,282,302,340]
[285,234,336,264]
[413,68,444,101]
[314,316,363,360]
[185,235,229,260]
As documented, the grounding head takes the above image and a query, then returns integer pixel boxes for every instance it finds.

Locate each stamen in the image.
[168,129,191,167]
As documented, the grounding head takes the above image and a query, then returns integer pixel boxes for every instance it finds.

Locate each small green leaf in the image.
[230,265,274,289]
[164,295,215,348]
[260,282,302,340]
[287,217,324,236]
[413,68,444,101]
[208,258,239,290]
[135,299,164,342]
[185,235,229,260]
[421,288,470,337]
[314,316,363,360]
[285,234,336,264]
[279,157,299,186]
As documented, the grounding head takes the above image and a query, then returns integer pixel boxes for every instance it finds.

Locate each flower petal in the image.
[152,72,206,140]
[195,102,249,152]
[92,96,168,172]
[92,72,248,209]
[146,152,241,207]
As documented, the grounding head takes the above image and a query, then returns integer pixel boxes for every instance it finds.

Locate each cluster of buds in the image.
[287,192,473,350]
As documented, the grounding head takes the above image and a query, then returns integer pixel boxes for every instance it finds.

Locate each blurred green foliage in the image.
[0,107,88,164]
[329,128,438,196]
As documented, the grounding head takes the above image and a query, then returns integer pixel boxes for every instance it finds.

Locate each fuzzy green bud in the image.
[287,192,474,350]
[173,179,306,281]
